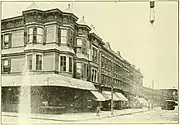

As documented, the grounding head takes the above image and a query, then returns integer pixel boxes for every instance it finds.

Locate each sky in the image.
[1,0,178,89]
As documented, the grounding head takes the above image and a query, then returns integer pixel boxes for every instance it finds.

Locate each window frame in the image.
[27,54,33,71]
[35,54,43,71]
[61,29,68,44]
[69,57,73,72]
[36,27,44,43]
[2,58,11,73]
[60,56,66,72]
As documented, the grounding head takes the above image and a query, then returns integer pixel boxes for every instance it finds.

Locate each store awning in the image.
[102,91,120,101]
[2,74,97,91]
[91,91,106,101]
[115,92,128,102]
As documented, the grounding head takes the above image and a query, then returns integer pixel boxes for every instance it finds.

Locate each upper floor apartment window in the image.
[28,27,44,44]
[36,55,42,70]
[76,62,82,75]
[27,54,33,70]
[2,58,11,73]
[69,57,73,72]
[91,68,98,83]
[60,56,66,72]
[77,38,83,47]
[92,47,98,63]
[60,28,74,46]
[1,34,12,49]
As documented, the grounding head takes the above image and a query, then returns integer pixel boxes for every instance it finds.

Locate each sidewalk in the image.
[2,107,150,122]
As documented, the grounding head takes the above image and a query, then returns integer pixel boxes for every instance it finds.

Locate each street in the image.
[2,106,178,124]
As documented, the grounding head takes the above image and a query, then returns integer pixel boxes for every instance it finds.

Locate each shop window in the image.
[2,58,11,73]
[60,56,66,71]
[27,54,33,70]
[69,57,72,72]
[61,29,68,44]
[36,55,42,70]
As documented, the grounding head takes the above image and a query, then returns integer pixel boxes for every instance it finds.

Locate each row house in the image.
[1,4,145,113]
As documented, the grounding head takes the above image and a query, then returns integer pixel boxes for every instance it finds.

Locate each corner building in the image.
[1,5,144,113]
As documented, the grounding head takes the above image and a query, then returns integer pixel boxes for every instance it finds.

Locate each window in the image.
[2,59,10,73]
[27,54,33,70]
[28,27,44,43]
[61,29,68,44]
[2,34,11,49]
[77,39,82,46]
[91,69,94,82]
[76,63,82,74]
[36,55,42,70]
[92,47,98,63]
[69,57,72,72]
[91,68,97,83]
[28,27,33,43]
[60,56,66,71]
[76,48,82,53]
[37,27,43,43]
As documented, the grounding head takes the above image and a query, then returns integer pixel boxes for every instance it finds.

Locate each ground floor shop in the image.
[2,74,149,114]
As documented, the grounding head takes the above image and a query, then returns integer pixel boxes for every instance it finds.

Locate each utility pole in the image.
[111,57,114,116]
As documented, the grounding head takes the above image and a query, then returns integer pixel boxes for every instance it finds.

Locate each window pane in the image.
[4,35,9,42]
[28,27,33,34]
[27,55,33,70]
[76,48,81,53]
[61,37,67,44]
[61,29,68,36]
[69,57,72,72]
[37,27,43,35]
[77,39,82,46]
[37,35,43,43]
[36,55,42,70]
[3,59,9,66]
[28,35,33,43]
[60,56,66,71]
[76,63,81,69]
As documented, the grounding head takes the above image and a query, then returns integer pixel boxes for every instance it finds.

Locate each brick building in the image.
[1,4,145,113]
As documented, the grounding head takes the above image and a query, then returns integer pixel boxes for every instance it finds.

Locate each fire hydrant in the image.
[96,106,100,116]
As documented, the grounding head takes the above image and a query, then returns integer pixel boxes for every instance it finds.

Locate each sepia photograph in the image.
[1,0,179,124]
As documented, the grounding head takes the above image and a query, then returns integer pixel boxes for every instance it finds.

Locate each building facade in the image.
[1,4,145,113]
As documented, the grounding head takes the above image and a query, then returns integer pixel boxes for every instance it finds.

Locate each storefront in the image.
[2,74,99,114]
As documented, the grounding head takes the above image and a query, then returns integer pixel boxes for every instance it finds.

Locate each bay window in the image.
[28,27,44,43]
[77,38,82,47]
[36,55,42,70]
[37,27,43,43]
[60,56,66,71]
[69,57,72,72]
[61,29,68,44]
[76,63,82,74]
[28,27,33,43]
[27,54,33,70]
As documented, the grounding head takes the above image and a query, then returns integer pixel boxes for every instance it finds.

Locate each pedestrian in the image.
[96,105,100,116]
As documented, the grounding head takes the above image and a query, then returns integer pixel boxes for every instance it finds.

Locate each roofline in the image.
[1,15,23,22]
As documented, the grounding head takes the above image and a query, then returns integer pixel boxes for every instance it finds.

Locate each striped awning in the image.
[91,91,106,101]
[102,91,120,101]
[115,92,128,102]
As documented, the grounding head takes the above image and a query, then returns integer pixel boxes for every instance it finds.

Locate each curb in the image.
[3,109,150,122]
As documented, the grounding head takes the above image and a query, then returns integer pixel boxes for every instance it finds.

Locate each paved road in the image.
[77,106,179,124]
[2,106,178,124]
